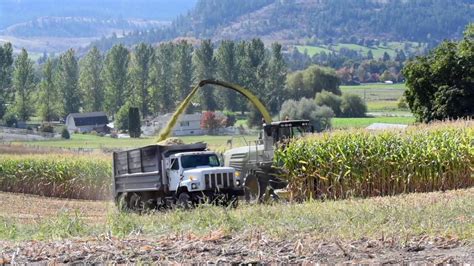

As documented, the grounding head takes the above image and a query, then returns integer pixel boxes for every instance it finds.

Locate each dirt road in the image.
[0,192,472,264]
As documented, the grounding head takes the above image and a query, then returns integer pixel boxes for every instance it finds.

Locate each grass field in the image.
[341,83,408,113]
[13,133,258,151]
[295,42,426,59]
[332,116,416,129]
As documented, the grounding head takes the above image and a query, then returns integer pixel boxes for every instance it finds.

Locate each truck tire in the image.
[177,192,192,209]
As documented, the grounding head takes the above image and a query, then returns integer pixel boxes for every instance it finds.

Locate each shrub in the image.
[397,96,408,109]
[61,128,70,139]
[115,103,130,131]
[275,121,474,201]
[3,111,18,127]
[39,124,54,133]
[279,98,334,132]
[315,90,342,116]
[223,111,236,127]
[201,111,225,134]
[340,94,367,117]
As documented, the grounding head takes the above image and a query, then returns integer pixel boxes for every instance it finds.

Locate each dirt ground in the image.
[0,192,472,264]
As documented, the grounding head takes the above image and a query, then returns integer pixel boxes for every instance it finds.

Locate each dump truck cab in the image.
[166,151,238,193]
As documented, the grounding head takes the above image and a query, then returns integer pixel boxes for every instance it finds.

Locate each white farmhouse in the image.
[143,113,203,136]
[65,112,109,133]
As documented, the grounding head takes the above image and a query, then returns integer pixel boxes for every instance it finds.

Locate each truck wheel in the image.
[244,174,261,203]
[177,192,192,209]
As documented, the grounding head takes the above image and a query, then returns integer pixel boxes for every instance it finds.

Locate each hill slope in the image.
[91,0,473,51]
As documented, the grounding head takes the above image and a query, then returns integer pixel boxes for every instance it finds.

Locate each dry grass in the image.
[0,188,472,242]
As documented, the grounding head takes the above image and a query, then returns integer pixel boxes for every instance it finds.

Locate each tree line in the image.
[1,39,306,126]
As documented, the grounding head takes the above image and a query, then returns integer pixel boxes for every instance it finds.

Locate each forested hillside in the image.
[91,0,474,50]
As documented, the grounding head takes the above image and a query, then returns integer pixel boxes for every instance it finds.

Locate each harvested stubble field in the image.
[0,121,473,263]
[0,189,473,264]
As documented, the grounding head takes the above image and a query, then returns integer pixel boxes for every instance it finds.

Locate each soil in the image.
[0,192,472,264]
[0,234,472,264]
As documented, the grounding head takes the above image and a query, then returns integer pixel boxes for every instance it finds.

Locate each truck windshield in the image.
[181,154,220,169]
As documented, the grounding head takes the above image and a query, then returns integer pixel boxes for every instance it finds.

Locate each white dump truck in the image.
[113,143,244,209]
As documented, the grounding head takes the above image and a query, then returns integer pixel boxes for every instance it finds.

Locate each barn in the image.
[65,112,110,133]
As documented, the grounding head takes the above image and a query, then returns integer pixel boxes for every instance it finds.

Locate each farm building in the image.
[143,113,204,136]
[65,112,110,133]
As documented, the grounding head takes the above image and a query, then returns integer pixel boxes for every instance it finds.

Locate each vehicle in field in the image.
[223,120,313,201]
[112,143,244,209]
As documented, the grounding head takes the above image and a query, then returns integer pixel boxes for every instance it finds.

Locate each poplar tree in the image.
[57,49,80,115]
[215,40,239,111]
[266,43,287,114]
[79,46,104,112]
[12,48,35,121]
[0,43,13,119]
[129,43,154,118]
[38,59,60,121]
[103,44,130,116]
[193,39,217,111]
[173,41,193,103]
[150,43,175,114]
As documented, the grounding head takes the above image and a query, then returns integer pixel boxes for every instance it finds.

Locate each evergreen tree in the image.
[215,40,239,111]
[173,41,193,104]
[193,39,217,111]
[128,107,141,138]
[0,43,13,120]
[367,50,374,60]
[129,43,154,118]
[150,43,175,114]
[12,48,35,121]
[382,52,391,62]
[58,49,81,115]
[38,59,60,121]
[103,44,130,117]
[79,46,104,112]
[265,43,287,114]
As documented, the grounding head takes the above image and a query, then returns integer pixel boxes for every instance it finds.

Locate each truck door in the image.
[167,158,181,191]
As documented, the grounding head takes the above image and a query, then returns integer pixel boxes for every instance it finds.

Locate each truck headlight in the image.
[236,179,241,186]
[235,171,241,178]
[191,183,198,190]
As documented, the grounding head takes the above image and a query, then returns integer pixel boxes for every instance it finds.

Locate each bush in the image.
[61,128,70,139]
[3,111,18,127]
[397,96,408,109]
[341,94,367,117]
[223,111,236,127]
[39,124,54,133]
[115,103,130,132]
[201,111,225,135]
[279,98,334,132]
[315,91,342,117]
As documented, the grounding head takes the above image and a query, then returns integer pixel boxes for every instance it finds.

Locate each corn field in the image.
[275,121,474,201]
[0,154,111,200]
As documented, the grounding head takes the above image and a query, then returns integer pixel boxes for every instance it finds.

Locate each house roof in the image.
[68,112,108,127]
[366,123,408,131]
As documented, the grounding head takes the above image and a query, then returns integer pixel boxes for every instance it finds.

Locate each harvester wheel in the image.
[244,174,261,203]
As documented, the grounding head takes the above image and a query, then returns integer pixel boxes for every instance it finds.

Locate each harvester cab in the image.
[262,120,313,149]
